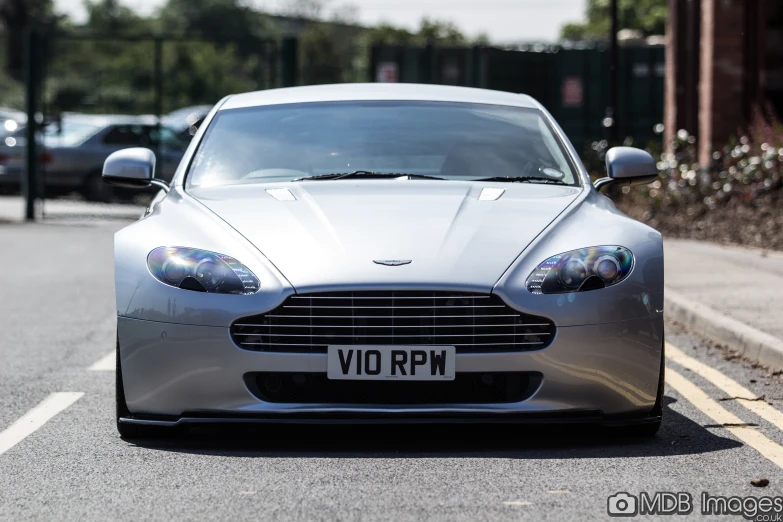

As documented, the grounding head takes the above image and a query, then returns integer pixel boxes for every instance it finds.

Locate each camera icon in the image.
[607,492,638,517]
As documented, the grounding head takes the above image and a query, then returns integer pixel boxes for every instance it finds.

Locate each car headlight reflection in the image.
[526,246,633,294]
[148,246,259,294]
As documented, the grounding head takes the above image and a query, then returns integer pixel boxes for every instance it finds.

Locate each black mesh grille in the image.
[247,372,542,404]
[231,291,555,354]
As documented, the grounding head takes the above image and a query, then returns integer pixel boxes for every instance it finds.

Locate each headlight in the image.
[147,246,260,294]
[526,246,633,294]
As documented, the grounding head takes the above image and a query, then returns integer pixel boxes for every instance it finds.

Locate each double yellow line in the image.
[666,342,783,468]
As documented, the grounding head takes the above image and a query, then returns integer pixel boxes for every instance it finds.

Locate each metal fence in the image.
[370,44,665,154]
[18,29,298,219]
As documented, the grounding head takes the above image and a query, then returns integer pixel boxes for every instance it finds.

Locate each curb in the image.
[665,288,783,372]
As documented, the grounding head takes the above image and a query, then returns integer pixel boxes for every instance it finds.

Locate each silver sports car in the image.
[104,84,664,438]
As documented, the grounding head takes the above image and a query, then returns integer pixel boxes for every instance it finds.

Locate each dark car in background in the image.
[0,114,187,201]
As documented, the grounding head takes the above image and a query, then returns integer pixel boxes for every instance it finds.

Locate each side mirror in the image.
[103,147,169,192]
[594,146,658,192]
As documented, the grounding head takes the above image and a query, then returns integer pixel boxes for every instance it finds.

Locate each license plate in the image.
[327,345,456,381]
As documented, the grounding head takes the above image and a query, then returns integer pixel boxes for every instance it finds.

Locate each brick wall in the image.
[698,0,747,164]
[665,0,761,164]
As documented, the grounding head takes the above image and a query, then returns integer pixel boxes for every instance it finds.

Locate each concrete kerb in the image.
[665,287,783,372]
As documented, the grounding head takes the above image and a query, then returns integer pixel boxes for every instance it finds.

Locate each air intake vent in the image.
[231,291,555,354]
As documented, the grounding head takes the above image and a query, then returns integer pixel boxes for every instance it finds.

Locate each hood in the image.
[188,181,582,292]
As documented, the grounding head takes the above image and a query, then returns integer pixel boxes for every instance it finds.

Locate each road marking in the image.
[666,342,783,433]
[0,393,84,456]
[503,501,533,506]
[547,490,569,494]
[666,368,783,469]
[87,351,115,371]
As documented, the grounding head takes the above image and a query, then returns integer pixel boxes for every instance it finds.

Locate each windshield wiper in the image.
[472,176,567,185]
[293,171,445,181]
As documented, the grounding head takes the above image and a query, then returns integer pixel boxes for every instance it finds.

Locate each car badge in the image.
[373,260,412,266]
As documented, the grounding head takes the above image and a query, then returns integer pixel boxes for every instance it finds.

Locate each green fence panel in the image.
[370,44,665,157]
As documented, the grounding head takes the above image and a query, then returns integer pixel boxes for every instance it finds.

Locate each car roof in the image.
[59,113,160,127]
[221,83,542,111]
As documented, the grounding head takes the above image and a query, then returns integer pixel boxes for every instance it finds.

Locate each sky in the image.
[52,0,587,43]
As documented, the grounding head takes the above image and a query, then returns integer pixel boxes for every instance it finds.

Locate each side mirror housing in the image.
[594,146,658,192]
[103,147,169,191]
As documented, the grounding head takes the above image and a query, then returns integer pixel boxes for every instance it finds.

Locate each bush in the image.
[606,113,783,249]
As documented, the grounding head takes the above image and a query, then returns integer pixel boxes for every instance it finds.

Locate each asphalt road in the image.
[2,218,783,521]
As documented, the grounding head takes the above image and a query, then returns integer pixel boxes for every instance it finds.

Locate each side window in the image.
[149,126,187,152]
[103,125,149,147]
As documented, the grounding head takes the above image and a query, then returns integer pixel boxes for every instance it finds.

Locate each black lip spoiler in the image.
[120,410,660,427]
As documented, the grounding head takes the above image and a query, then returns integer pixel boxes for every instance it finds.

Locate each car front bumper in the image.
[118,314,663,425]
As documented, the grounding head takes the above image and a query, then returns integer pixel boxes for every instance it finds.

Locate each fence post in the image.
[153,37,163,173]
[424,44,435,84]
[369,45,378,82]
[23,27,40,221]
[470,46,484,88]
[607,0,620,142]
[281,37,298,87]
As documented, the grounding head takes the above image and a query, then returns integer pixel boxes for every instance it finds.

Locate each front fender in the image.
[494,191,664,327]
[113,187,295,326]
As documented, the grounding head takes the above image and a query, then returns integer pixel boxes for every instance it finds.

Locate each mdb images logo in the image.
[607,492,693,517]
[607,492,638,517]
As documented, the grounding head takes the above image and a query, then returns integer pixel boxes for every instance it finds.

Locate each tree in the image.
[84,0,147,33]
[560,0,667,41]
[364,18,477,47]
[0,0,57,78]
[417,18,466,45]
[157,0,278,41]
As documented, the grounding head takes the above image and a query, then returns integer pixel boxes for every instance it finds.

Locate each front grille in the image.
[246,371,543,404]
[231,291,555,353]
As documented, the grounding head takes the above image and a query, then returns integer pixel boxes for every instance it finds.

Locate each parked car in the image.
[103,84,664,439]
[0,114,187,201]
[0,107,26,137]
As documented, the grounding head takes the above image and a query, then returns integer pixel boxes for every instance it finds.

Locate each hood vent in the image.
[479,188,505,201]
[266,188,296,201]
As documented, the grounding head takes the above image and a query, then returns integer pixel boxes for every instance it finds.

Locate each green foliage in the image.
[299,23,346,85]
[560,0,667,40]
[364,17,476,47]
[584,121,783,225]
[300,16,478,85]
[651,131,783,208]
[0,0,482,113]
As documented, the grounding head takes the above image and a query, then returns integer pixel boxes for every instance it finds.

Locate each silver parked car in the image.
[0,114,186,200]
[104,84,664,438]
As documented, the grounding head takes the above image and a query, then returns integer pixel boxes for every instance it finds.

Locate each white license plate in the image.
[327,346,456,381]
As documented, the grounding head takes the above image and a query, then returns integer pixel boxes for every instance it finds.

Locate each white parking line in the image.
[0,393,84,456]
[87,351,115,371]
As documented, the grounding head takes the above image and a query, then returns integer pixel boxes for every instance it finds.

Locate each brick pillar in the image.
[698,0,747,164]
[664,0,701,151]
[663,0,678,148]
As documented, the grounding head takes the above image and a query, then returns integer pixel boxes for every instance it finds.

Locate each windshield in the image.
[187,101,579,188]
